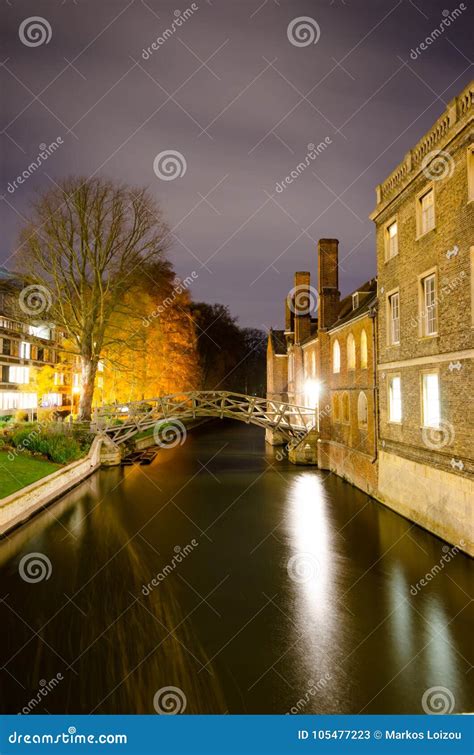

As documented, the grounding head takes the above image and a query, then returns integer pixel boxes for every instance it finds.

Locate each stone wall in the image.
[378,449,473,556]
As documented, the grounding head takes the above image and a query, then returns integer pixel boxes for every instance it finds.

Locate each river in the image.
[0,422,472,715]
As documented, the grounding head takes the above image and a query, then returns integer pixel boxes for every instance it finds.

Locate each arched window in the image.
[358,391,368,425]
[347,333,356,370]
[332,393,340,422]
[333,339,340,373]
[342,392,350,423]
[360,329,368,369]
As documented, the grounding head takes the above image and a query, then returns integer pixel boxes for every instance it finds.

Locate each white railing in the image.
[91,391,317,445]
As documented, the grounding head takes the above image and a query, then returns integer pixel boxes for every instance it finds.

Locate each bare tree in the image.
[17,176,170,420]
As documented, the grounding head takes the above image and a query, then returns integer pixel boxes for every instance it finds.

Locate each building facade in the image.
[0,269,73,416]
[267,240,379,493]
[371,80,473,553]
[267,80,473,555]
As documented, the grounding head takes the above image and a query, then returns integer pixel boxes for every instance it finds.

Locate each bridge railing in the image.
[91,391,317,441]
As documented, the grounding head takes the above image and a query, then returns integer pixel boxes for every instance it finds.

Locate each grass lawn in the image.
[0,451,60,499]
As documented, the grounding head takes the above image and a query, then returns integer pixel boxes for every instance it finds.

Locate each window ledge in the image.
[416,227,436,241]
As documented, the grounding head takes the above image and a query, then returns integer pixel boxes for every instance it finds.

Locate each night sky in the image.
[1,0,473,329]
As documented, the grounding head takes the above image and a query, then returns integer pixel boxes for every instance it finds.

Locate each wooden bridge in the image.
[91,391,316,446]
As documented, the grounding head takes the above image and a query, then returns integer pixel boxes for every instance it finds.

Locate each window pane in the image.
[423,373,440,427]
[389,376,401,422]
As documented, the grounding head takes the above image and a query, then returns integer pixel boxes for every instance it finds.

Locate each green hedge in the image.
[6,423,94,465]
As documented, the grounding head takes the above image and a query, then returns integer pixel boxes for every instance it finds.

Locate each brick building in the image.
[267,240,378,493]
[267,80,473,555]
[370,80,473,552]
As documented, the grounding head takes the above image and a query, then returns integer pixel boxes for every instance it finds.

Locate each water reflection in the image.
[0,422,472,714]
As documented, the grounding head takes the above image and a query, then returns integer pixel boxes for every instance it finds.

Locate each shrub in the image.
[9,422,90,464]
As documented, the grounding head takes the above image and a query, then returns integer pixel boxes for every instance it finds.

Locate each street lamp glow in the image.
[305,378,321,408]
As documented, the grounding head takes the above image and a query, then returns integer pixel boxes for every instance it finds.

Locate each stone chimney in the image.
[318,239,340,330]
[293,271,312,345]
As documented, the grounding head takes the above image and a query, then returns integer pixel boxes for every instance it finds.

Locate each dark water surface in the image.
[0,422,472,714]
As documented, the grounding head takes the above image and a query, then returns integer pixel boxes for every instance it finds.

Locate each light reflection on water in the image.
[0,422,472,714]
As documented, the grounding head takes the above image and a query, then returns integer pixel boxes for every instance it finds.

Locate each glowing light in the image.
[305,378,321,408]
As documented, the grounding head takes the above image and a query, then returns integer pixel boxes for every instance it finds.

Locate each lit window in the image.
[388,375,402,423]
[468,146,474,202]
[333,339,340,373]
[388,292,400,344]
[42,393,62,407]
[28,324,51,339]
[0,391,37,410]
[347,333,356,370]
[8,366,30,384]
[342,392,350,423]
[360,329,368,369]
[421,273,437,336]
[419,189,435,235]
[97,375,104,389]
[386,220,398,259]
[98,360,105,372]
[19,341,31,359]
[54,372,65,386]
[332,393,340,422]
[358,391,368,425]
[422,373,440,428]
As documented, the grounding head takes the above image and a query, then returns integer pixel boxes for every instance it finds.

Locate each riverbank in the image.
[0,451,60,498]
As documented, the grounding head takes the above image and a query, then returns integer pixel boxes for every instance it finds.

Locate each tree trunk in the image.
[78,357,98,421]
